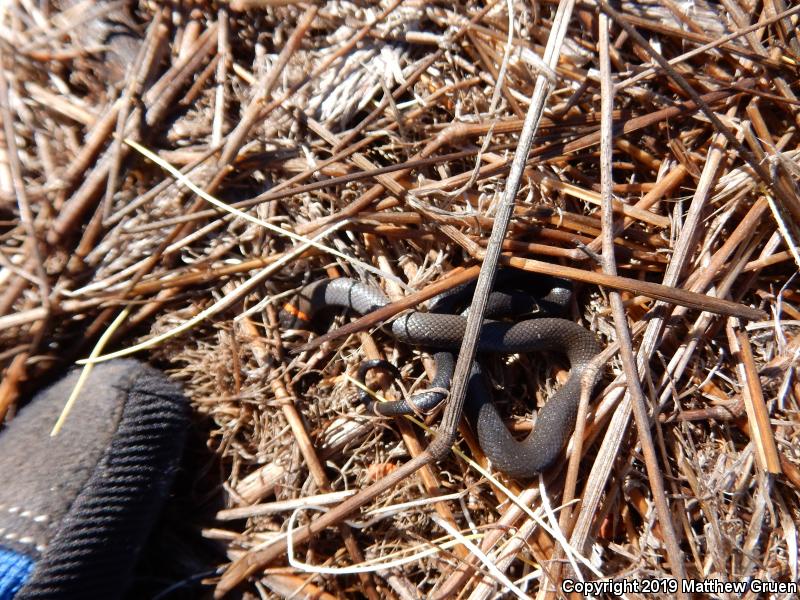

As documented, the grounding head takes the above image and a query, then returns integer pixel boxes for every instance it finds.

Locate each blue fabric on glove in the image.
[0,547,33,599]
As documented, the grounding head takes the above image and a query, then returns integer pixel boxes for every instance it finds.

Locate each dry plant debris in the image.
[1,0,800,598]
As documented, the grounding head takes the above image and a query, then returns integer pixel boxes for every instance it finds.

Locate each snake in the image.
[280,270,602,479]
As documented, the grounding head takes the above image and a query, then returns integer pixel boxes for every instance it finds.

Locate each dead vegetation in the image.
[1,0,800,598]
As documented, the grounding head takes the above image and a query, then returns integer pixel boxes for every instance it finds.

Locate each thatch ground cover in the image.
[1,0,799,598]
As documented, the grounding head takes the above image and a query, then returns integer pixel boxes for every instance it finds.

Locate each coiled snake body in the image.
[281,272,602,479]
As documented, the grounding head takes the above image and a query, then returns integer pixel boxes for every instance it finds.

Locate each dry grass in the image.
[2,0,800,598]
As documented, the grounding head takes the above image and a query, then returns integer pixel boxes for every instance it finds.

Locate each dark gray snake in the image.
[280,270,602,479]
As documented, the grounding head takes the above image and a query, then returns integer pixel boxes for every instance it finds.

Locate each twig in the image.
[727,322,782,474]
[596,13,688,594]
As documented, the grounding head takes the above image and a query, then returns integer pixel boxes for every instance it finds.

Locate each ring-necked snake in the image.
[280,269,602,479]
